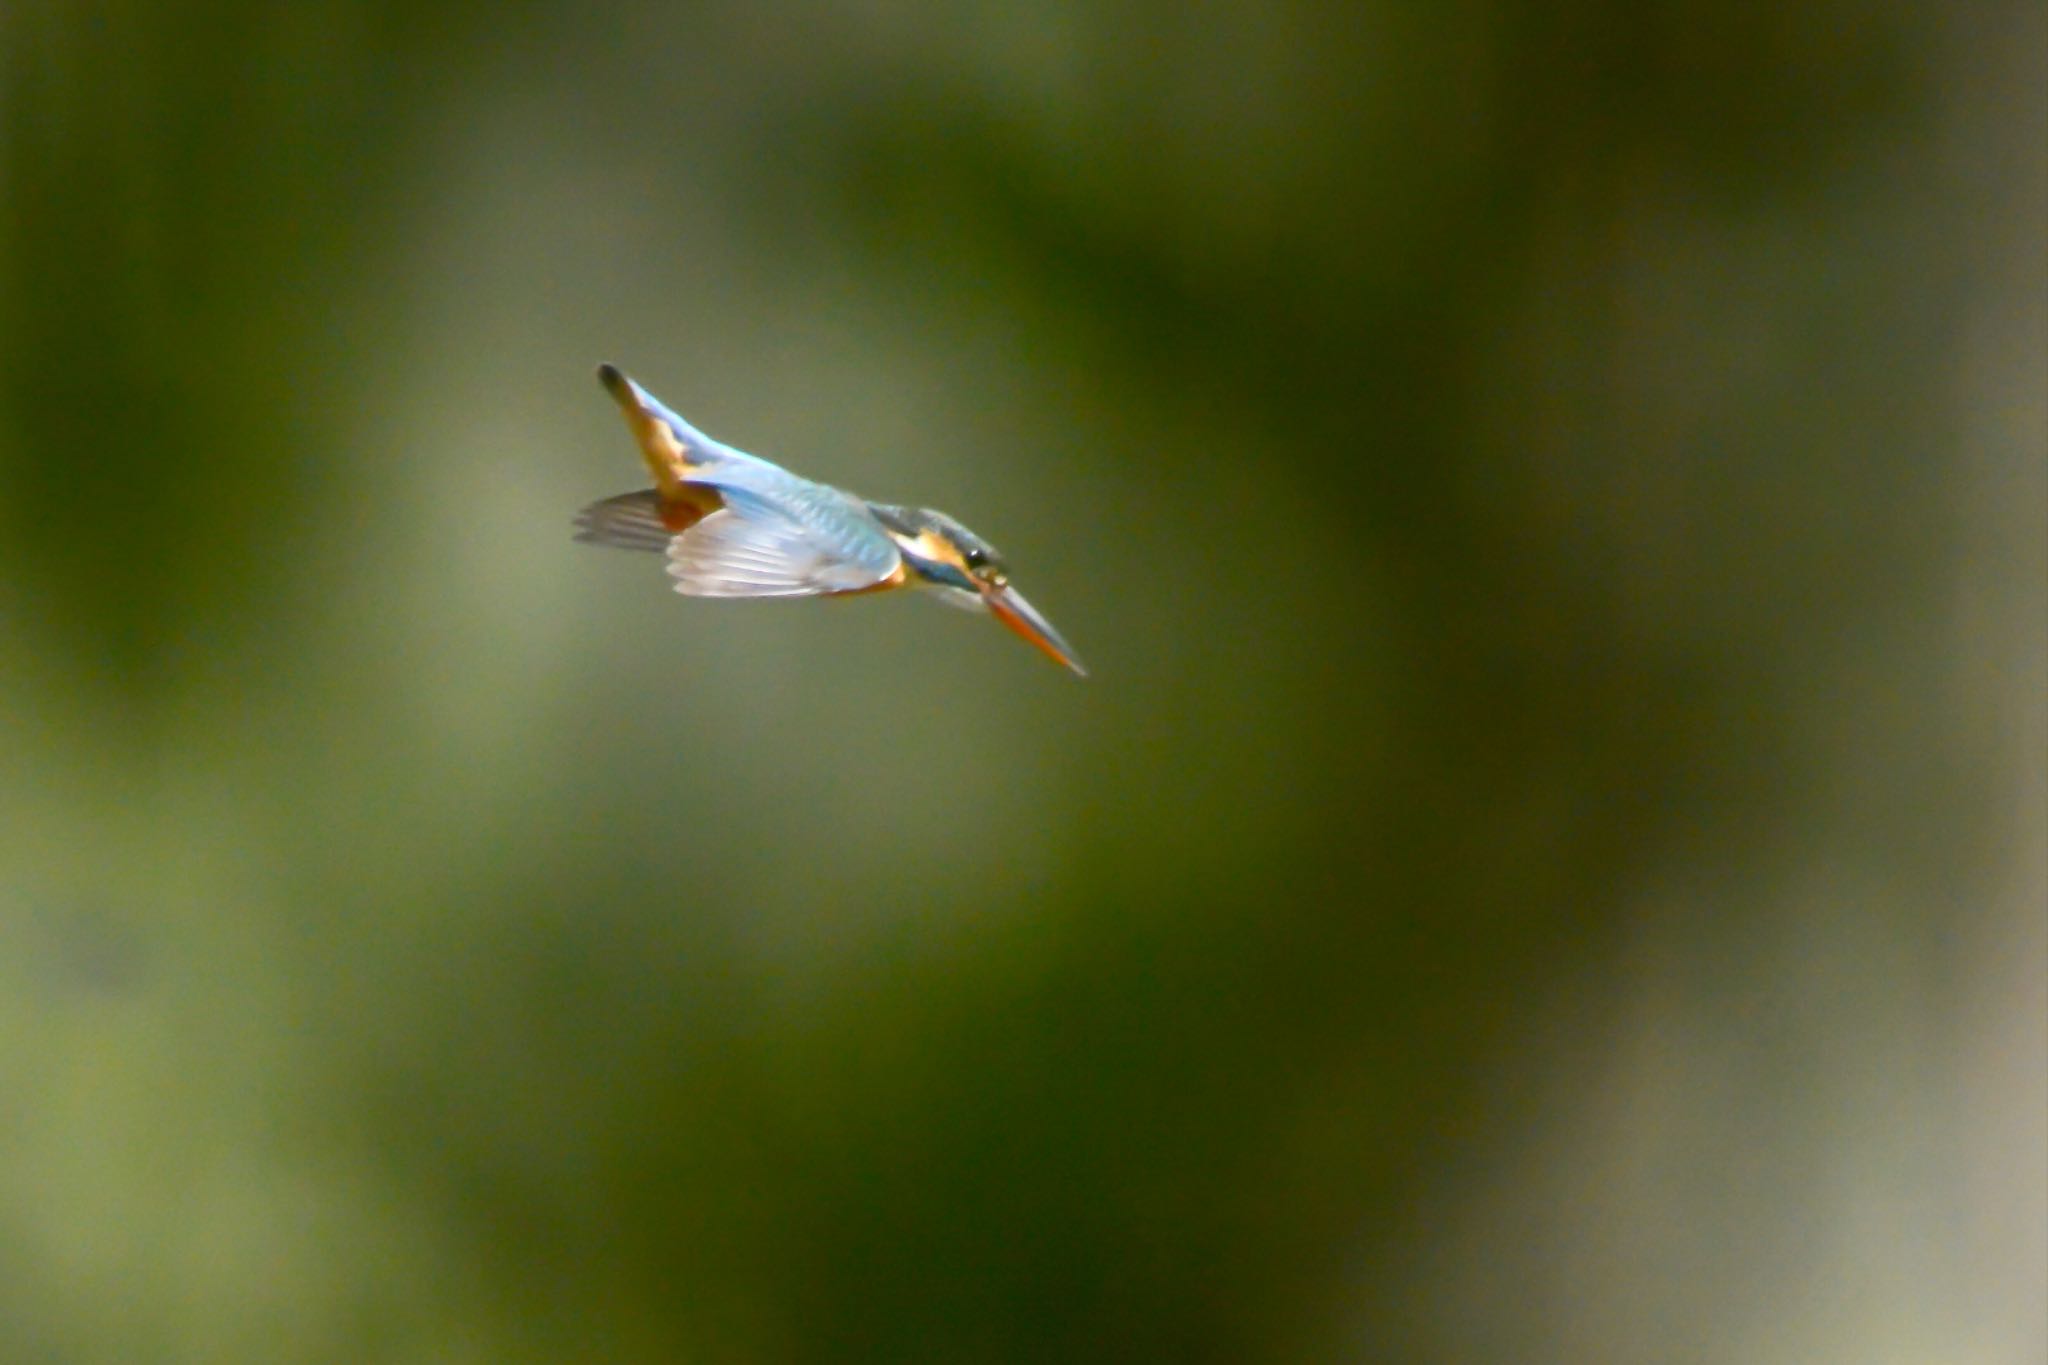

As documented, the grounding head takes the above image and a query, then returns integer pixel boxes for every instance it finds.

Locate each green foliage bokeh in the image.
[1,3,2040,1361]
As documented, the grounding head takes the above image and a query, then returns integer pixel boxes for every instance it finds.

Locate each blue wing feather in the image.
[599,369,901,590]
[663,465,900,597]
[671,456,899,583]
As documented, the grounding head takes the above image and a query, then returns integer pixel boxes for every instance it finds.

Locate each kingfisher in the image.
[574,364,1085,675]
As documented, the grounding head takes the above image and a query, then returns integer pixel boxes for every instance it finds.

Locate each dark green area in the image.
[2,2,2039,1361]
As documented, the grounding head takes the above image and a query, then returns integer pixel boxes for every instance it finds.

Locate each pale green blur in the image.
[1,2,2041,1361]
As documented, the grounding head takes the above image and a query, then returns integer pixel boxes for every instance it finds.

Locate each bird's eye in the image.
[963,548,986,569]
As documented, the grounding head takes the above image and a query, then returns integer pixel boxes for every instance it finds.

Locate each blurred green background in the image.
[2,2,2042,1361]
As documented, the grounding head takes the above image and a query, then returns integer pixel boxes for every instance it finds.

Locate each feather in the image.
[573,490,676,553]
[668,509,901,598]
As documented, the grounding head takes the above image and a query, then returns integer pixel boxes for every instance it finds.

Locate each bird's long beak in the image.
[984,582,1087,676]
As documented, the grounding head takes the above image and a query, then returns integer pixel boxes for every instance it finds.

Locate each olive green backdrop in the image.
[2,2,2042,1361]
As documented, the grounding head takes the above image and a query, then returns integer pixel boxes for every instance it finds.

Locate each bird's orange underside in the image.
[657,496,712,534]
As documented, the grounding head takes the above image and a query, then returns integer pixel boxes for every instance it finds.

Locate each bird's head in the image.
[869,505,1086,676]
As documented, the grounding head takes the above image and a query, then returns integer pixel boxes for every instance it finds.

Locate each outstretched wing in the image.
[668,490,901,598]
[573,490,678,552]
[593,365,902,595]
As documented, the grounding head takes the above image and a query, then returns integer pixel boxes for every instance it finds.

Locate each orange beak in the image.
[984,582,1087,676]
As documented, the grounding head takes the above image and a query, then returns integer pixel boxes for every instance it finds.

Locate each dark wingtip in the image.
[596,363,628,397]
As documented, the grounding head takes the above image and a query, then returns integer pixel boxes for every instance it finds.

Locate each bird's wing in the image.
[668,486,901,597]
[573,490,676,552]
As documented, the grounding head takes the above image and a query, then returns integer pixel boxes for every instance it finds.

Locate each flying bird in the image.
[575,365,1085,675]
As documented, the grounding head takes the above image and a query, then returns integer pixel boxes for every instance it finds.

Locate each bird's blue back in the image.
[638,389,902,581]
